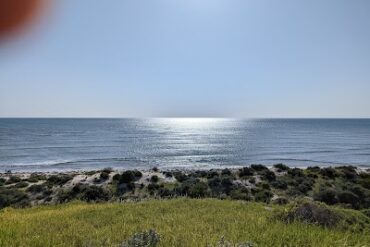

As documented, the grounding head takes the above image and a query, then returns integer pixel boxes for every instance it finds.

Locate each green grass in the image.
[0,199,368,247]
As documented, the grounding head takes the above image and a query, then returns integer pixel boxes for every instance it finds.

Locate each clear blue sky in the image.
[1,0,370,118]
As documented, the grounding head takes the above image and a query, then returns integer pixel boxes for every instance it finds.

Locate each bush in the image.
[250,164,268,172]
[0,178,6,186]
[179,179,209,198]
[147,183,160,194]
[320,167,338,179]
[117,182,135,195]
[112,173,121,181]
[313,188,338,205]
[297,181,314,195]
[121,229,160,247]
[253,189,273,203]
[102,167,113,174]
[163,171,173,178]
[273,163,290,172]
[221,177,234,193]
[173,172,187,182]
[260,170,276,181]
[14,181,29,188]
[221,169,232,176]
[337,166,357,180]
[27,173,47,183]
[58,184,110,202]
[273,197,289,205]
[271,179,288,190]
[280,202,341,228]
[134,170,143,178]
[288,168,304,177]
[150,175,159,183]
[47,174,73,186]
[230,187,251,201]
[119,171,140,184]
[99,171,110,180]
[338,191,360,209]
[27,184,47,194]
[0,188,30,208]
[188,181,209,198]
[206,170,219,179]
[5,176,21,184]
[239,167,254,177]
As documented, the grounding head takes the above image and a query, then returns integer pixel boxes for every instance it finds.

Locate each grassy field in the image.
[0,199,369,247]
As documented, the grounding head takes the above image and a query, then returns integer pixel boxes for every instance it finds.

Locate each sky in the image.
[1,0,370,118]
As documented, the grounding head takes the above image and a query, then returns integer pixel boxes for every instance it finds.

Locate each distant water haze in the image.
[0,118,369,172]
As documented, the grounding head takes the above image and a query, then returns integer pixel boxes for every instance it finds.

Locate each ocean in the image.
[0,118,369,172]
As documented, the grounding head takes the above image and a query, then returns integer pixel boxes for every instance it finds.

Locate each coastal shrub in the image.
[297,180,314,195]
[117,182,135,195]
[119,171,142,184]
[151,167,159,172]
[279,202,341,228]
[272,197,289,205]
[58,184,110,202]
[337,166,357,180]
[253,189,273,203]
[208,177,222,193]
[102,167,113,174]
[27,173,47,183]
[230,187,251,201]
[147,183,160,195]
[287,187,305,197]
[188,181,209,198]
[150,175,159,183]
[239,167,254,177]
[221,168,232,176]
[194,170,208,178]
[359,173,370,189]
[112,173,121,181]
[337,191,360,209]
[250,164,268,172]
[178,179,209,198]
[173,172,187,182]
[220,177,234,193]
[134,170,143,178]
[163,171,173,178]
[313,188,338,205]
[80,185,110,202]
[320,167,338,179]
[47,174,73,186]
[5,176,21,184]
[273,163,290,172]
[121,229,160,247]
[260,170,276,181]
[0,178,5,186]
[157,188,174,198]
[0,188,30,208]
[206,170,219,179]
[27,184,46,194]
[14,181,29,188]
[271,179,288,190]
[100,171,110,180]
[287,168,304,177]
[248,177,256,184]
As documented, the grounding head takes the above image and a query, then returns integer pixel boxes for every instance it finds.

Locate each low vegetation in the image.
[0,199,369,246]
[0,165,369,211]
